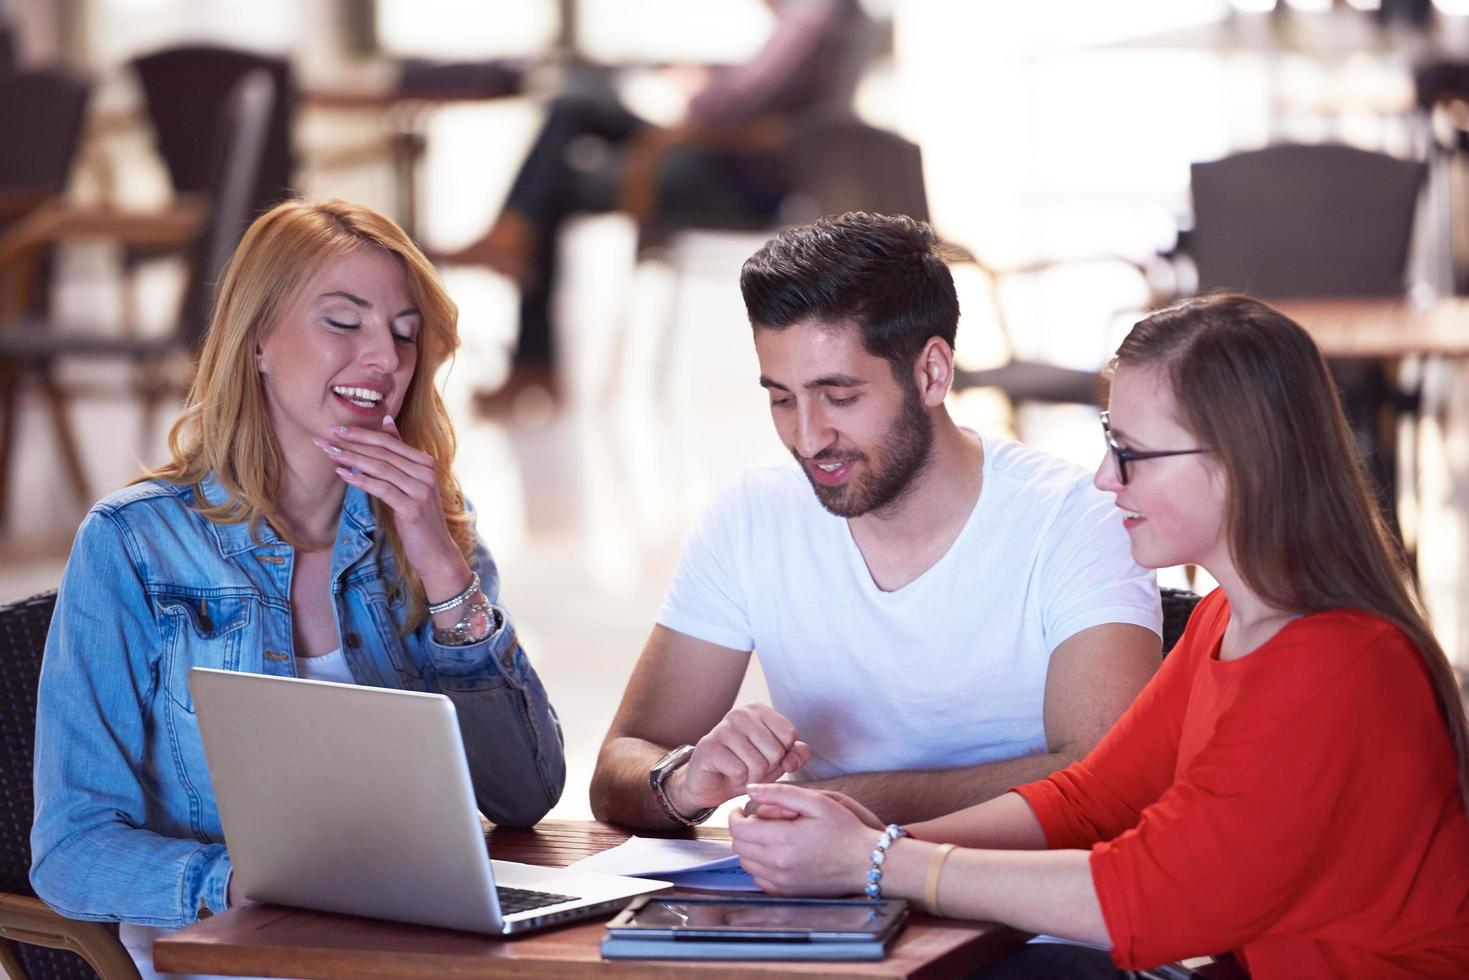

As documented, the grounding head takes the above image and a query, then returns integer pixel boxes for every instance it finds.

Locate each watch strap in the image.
[649,744,715,826]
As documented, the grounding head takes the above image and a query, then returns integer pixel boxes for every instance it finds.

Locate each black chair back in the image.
[0,591,53,898]
[0,69,90,194]
[1189,143,1425,299]
[1160,587,1202,656]
[0,589,109,979]
[131,44,294,216]
[177,68,276,351]
[784,118,928,223]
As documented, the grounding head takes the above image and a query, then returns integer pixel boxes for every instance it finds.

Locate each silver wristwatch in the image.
[649,744,715,826]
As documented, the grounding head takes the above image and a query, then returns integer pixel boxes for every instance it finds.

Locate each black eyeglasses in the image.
[1100,411,1208,485]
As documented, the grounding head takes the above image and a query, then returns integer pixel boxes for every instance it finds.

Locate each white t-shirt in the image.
[656,434,1161,781]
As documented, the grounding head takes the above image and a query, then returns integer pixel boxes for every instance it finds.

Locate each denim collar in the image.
[195,472,378,558]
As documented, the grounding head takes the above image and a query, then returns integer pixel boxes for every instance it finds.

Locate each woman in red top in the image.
[729,294,1469,978]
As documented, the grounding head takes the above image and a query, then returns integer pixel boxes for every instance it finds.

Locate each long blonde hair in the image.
[141,199,471,627]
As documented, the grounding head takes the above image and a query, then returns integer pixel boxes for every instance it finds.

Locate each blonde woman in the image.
[30,201,564,969]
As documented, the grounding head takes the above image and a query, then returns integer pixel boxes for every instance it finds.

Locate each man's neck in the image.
[846,415,984,590]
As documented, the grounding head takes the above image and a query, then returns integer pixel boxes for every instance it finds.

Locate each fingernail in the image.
[332,425,348,435]
[335,467,355,480]
[383,414,394,426]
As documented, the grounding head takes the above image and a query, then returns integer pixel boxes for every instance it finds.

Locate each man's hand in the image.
[665,703,811,816]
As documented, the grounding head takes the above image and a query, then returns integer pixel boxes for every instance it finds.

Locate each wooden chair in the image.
[131,44,295,219]
[0,69,90,229]
[0,69,91,328]
[0,590,141,979]
[0,70,275,526]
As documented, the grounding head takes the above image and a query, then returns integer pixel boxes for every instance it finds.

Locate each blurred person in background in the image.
[30,200,565,979]
[443,0,862,406]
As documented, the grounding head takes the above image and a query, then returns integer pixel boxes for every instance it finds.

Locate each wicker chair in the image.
[0,590,139,979]
[1160,586,1203,656]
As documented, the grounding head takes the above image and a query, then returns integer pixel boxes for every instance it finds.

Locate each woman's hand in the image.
[313,415,467,597]
[729,783,876,896]
[743,787,883,830]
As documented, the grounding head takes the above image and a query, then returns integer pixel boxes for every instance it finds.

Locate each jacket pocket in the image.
[156,592,253,713]
[361,580,424,682]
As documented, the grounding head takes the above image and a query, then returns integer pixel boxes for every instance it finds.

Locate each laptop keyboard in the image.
[496,885,579,915]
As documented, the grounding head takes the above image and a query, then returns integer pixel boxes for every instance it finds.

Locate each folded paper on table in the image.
[663,864,761,892]
[567,836,761,891]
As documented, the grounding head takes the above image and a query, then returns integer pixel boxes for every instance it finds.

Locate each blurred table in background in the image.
[302,59,529,238]
[1275,296,1469,359]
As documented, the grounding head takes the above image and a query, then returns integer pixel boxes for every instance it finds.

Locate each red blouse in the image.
[1014,589,1469,978]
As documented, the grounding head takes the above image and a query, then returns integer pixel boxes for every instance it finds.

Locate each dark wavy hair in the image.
[1116,293,1468,812]
[738,212,959,385]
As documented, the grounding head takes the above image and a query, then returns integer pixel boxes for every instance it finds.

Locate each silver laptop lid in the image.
[189,668,506,934]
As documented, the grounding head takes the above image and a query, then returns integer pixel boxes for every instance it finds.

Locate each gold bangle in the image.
[924,842,958,916]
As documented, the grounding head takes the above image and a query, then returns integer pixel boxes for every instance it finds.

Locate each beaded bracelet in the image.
[864,823,907,899]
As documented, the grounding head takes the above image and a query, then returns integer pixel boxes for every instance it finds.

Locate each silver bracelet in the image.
[431,591,497,646]
[427,570,480,615]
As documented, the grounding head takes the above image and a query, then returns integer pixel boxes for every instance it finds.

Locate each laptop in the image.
[189,667,669,935]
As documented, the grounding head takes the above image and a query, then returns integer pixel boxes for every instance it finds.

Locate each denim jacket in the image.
[30,475,565,927]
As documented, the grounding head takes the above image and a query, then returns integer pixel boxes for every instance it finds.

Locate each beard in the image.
[797,381,934,519]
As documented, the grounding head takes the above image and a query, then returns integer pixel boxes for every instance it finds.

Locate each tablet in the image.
[607,895,908,942]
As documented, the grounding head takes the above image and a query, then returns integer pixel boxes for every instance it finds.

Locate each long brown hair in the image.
[1116,293,1469,812]
[140,199,472,627]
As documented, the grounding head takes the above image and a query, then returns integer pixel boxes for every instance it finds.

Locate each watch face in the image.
[653,744,694,776]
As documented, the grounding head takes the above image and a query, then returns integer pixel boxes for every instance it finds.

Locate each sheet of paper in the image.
[661,864,762,892]
[567,835,740,877]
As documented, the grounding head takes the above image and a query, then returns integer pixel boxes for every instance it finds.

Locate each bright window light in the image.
[376,0,557,58]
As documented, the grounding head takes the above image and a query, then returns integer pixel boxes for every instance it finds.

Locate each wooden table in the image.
[153,820,1024,979]
[1273,296,1469,359]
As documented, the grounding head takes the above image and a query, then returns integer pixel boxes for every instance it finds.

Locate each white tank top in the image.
[294,647,354,684]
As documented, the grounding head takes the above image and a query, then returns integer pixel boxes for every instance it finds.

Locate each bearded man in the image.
[591,212,1162,828]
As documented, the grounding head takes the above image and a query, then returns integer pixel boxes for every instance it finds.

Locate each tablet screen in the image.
[630,898,888,934]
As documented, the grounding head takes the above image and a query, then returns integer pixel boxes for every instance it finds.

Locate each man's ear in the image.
[914,337,954,407]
